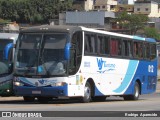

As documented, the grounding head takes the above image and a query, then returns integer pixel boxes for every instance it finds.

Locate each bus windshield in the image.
[0,39,13,75]
[15,33,68,76]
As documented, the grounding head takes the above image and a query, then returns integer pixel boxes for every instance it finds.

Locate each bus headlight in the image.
[14,81,24,86]
[51,82,66,86]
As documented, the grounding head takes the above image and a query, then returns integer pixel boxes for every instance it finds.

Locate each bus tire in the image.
[81,82,92,103]
[123,82,140,101]
[23,96,35,102]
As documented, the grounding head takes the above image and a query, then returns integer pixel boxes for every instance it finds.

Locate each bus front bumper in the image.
[13,86,68,97]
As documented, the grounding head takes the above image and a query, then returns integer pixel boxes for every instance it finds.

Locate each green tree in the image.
[116,11,149,35]
[0,0,73,24]
[144,27,160,41]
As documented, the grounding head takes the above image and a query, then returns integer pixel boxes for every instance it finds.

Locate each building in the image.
[136,0,160,3]
[59,0,160,32]
[72,0,94,11]
[59,11,115,30]
[117,0,136,4]
[93,0,118,11]
[134,1,160,17]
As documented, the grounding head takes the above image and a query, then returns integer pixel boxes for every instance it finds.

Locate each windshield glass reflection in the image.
[15,33,67,76]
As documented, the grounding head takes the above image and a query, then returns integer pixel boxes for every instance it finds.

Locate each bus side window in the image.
[104,36,110,55]
[134,42,138,58]
[134,42,143,59]
[69,31,83,75]
[110,38,122,56]
[98,36,104,54]
[138,42,143,59]
[150,44,156,60]
[123,40,133,58]
[85,34,97,54]
[144,43,150,60]
[97,35,110,56]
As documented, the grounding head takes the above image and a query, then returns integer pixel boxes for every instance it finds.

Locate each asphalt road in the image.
[0,82,160,120]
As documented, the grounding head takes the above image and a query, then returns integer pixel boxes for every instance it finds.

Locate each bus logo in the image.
[38,79,45,84]
[97,58,116,73]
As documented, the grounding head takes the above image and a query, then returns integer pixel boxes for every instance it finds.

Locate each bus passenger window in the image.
[123,40,132,58]
[150,44,156,60]
[134,42,143,59]
[110,38,122,56]
[85,34,97,54]
[98,36,104,54]
[138,43,143,58]
[134,42,138,58]
[97,36,110,55]
[104,36,110,55]
[144,43,150,60]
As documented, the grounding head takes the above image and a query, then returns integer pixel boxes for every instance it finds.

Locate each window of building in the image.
[145,8,149,11]
[102,5,106,9]
[137,8,140,11]
[94,6,100,9]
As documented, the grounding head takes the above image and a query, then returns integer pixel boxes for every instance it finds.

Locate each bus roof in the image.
[20,25,82,34]
[20,25,156,43]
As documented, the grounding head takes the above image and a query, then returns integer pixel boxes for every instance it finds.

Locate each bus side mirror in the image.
[64,43,71,60]
[3,43,13,60]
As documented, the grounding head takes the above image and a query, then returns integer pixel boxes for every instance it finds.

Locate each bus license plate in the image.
[32,91,41,94]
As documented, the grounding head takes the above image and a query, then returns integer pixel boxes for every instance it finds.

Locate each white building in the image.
[118,0,136,4]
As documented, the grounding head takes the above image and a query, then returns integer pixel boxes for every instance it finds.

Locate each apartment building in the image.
[93,0,118,11]
[118,0,136,4]
[72,0,94,11]
[58,0,160,32]
[134,1,160,17]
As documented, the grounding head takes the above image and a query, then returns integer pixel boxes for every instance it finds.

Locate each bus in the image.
[13,25,157,103]
[0,33,18,96]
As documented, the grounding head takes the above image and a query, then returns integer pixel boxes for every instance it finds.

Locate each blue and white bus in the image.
[0,33,18,96]
[13,25,157,103]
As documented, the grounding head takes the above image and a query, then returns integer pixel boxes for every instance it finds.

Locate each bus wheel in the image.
[123,82,140,101]
[81,82,92,103]
[23,96,35,102]
[37,97,52,104]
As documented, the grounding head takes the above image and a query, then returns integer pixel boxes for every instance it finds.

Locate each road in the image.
[0,82,160,120]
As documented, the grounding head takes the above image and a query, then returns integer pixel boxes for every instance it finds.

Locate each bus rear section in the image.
[0,33,18,96]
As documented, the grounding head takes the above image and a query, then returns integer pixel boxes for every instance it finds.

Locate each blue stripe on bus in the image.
[133,36,145,41]
[19,77,35,86]
[113,60,138,93]
[4,43,13,60]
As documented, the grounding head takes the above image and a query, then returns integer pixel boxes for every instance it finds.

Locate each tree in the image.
[116,11,149,35]
[144,27,160,41]
[0,0,73,24]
